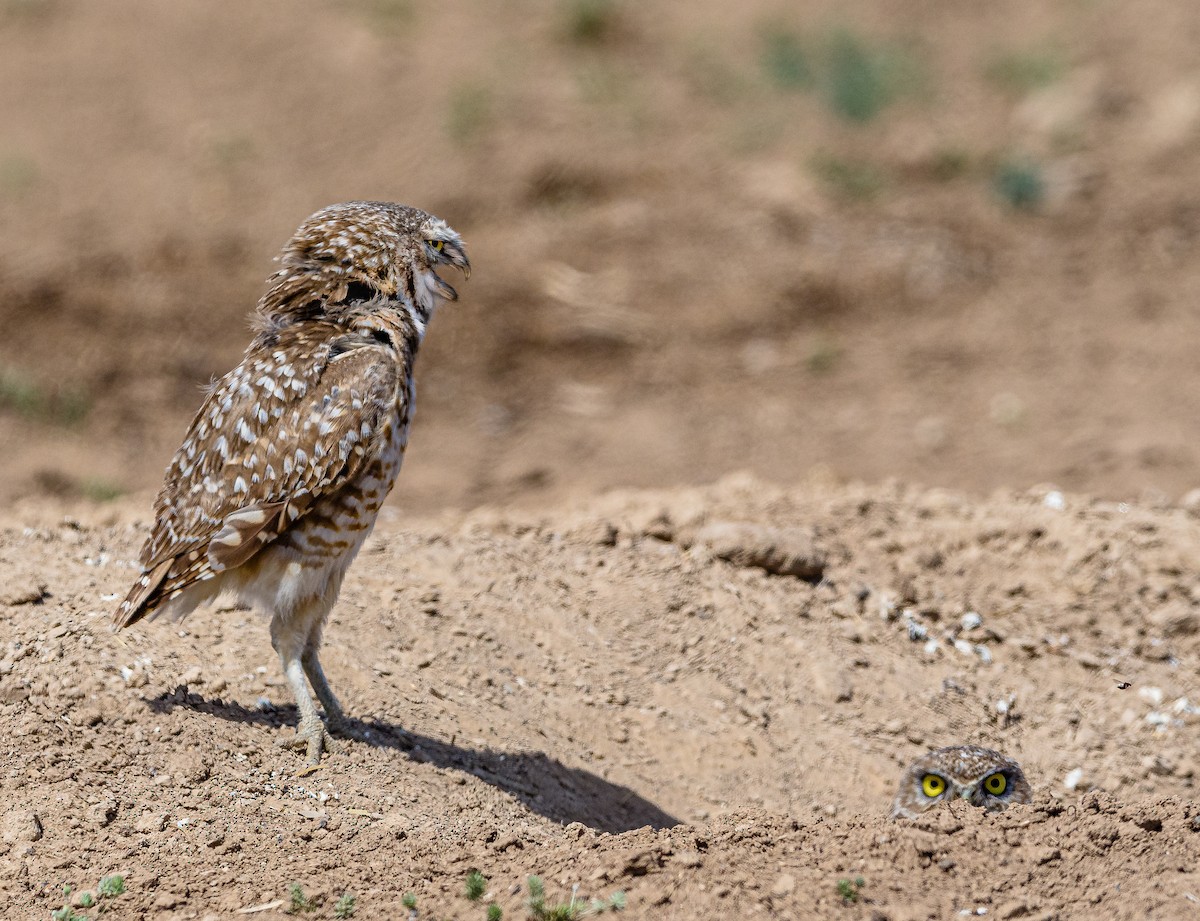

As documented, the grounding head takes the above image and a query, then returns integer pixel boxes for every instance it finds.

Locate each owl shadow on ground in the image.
[146,686,679,834]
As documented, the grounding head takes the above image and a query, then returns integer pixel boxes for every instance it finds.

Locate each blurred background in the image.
[1,0,1199,514]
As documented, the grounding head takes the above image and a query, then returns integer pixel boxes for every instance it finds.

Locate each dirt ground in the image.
[5,478,1200,919]
[4,0,1200,919]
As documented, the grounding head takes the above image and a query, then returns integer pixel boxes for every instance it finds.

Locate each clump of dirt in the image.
[3,476,1200,918]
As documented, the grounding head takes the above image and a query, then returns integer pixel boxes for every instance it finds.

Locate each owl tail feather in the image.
[113,558,172,629]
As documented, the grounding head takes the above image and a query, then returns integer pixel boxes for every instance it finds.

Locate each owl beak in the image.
[431,272,459,302]
[451,248,471,280]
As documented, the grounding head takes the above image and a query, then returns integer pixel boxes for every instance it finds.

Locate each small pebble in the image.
[1043,491,1066,511]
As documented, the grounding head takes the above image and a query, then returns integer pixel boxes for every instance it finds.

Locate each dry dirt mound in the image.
[3,475,1200,919]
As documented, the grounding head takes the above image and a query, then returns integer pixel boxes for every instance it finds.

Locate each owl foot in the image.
[277,716,338,767]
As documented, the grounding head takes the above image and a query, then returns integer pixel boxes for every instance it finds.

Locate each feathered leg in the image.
[271,601,337,765]
[302,621,348,734]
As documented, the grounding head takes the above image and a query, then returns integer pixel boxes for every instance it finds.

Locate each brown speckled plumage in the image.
[890,745,1032,820]
[115,201,469,764]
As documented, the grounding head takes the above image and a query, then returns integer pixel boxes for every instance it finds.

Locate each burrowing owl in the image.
[114,201,469,765]
[890,745,1032,820]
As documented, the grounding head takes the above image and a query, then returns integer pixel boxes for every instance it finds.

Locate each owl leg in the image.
[294,582,350,733]
[270,610,336,766]
[301,627,348,734]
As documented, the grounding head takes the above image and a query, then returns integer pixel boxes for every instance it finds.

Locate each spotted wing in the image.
[115,325,401,627]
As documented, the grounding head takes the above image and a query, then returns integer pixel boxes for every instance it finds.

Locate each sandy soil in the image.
[4,477,1200,919]
[4,1,1200,919]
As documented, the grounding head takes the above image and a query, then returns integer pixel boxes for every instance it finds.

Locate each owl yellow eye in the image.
[983,772,1007,795]
[429,240,444,252]
[921,774,946,798]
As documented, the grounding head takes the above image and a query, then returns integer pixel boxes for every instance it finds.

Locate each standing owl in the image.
[114,201,469,766]
[890,745,1032,820]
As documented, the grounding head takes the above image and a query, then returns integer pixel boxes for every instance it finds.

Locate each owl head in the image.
[257,200,470,327]
[889,745,1032,820]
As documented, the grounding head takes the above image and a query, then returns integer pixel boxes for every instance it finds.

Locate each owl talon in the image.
[277,721,338,766]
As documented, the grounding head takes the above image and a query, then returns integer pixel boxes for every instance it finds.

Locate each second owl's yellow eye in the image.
[921,774,946,798]
[429,240,444,252]
[983,772,1007,795]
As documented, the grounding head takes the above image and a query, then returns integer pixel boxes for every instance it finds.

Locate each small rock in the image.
[692,522,825,582]
[87,800,118,827]
[154,892,184,910]
[181,666,203,685]
[135,812,167,834]
[1,810,43,844]
[673,850,703,869]
[76,707,104,727]
[0,684,30,704]
[493,834,521,852]
[174,754,212,784]
[576,520,619,546]
[996,900,1035,919]
[621,849,665,877]
[0,578,48,606]
[770,874,796,898]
